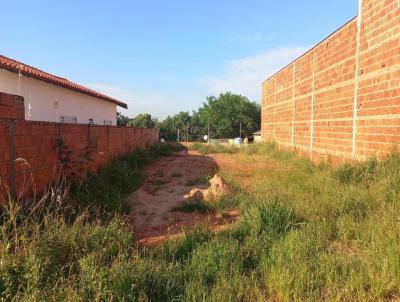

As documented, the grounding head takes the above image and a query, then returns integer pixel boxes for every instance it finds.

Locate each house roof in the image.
[0,55,128,109]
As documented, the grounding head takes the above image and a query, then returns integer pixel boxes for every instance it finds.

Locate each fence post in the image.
[7,121,16,199]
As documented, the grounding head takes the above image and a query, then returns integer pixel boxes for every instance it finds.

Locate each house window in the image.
[88,118,94,125]
[104,120,112,126]
[60,115,77,123]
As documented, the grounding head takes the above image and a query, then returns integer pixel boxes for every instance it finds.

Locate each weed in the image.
[189,142,239,155]
[185,175,211,186]
[3,141,400,301]
[240,141,277,155]
[69,143,180,217]
[336,157,378,184]
[172,201,213,214]
[148,142,185,158]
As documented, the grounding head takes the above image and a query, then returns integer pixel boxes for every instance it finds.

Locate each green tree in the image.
[158,93,260,141]
[159,111,192,141]
[196,92,260,139]
[128,113,158,128]
[116,112,130,126]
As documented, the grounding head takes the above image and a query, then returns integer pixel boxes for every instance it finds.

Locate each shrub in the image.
[172,201,213,214]
[3,137,400,301]
[190,142,238,155]
[234,200,303,241]
[336,158,378,184]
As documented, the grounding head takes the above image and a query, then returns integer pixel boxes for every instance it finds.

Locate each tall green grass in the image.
[2,142,400,301]
[0,143,183,301]
[70,142,183,216]
[189,142,239,155]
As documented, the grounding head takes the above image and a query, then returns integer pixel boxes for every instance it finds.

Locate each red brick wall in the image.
[0,92,159,198]
[0,93,24,120]
[262,0,400,160]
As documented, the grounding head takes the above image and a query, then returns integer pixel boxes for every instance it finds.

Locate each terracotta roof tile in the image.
[0,55,128,109]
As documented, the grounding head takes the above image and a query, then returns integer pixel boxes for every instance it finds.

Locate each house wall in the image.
[0,68,117,125]
[262,0,400,161]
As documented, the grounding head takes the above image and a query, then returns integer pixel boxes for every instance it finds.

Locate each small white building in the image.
[253,130,262,143]
[0,55,127,125]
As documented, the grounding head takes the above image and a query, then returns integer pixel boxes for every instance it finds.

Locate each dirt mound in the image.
[184,174,229,202]
[127,150,239,244]
[126,189,157,207]
[184,188,204,201]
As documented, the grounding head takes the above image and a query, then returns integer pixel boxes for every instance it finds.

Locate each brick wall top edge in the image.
[0,91,24,99]
[262,16,358,85]
[0,119,157,130]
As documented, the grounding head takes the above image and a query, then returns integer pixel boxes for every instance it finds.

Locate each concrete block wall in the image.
[262,0,400,160]
[0,92,159,199]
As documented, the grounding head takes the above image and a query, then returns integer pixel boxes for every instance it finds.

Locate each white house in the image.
[0,55,127,125]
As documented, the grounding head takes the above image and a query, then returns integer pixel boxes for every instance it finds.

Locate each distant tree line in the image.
[117,92,261,141]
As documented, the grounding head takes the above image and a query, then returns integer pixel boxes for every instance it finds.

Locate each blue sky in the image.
[1,1,358,119]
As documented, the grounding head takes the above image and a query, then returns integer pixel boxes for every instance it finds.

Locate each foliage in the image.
[69,142,182,216]
[172,201,213,214]
[0,142,186,301]
[118,92,260,142]
[55,135,98,180]
[117,112,158,128]
[159,111,192,141]
[116,112,130,127]
[336,157,378,184]
[189,142,239,155]
[4,143,400,301]
[196,92,261,139]
[127,113,158,128]
[159,93,261,141]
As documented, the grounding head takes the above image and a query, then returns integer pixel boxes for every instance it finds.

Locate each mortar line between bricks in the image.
[352,0,363,159]
[273,78,277,141]
[292,62,297,148]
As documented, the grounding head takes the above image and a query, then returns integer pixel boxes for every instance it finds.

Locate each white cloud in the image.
[203,46,310,102]
[239,33,264,43]
[85,46,310,119]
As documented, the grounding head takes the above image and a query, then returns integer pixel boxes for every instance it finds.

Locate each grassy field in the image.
[189,142,240,155]
[2,142,400,301]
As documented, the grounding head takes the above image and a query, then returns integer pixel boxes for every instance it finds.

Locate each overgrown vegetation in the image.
[189,142,239,155]
[0,142,182,301]
[172,200,213,214]
[3,142,400,301]
[185,174,212,187]
[118,92,261,141]
[68,142,183,216]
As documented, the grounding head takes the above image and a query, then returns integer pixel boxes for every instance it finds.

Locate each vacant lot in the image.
[126,149,238,245]
[2,142,400,301]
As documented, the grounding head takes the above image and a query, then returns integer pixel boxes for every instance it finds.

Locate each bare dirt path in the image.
[126,149,239,246]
